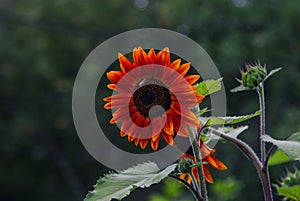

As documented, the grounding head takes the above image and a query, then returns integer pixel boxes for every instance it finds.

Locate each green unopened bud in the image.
[241,63,267,89]
[178,158,194,174]
[279,169,300,187]
[275,169,300,201]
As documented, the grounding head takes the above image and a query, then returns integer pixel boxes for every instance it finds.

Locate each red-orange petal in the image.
[109,117,116,124]
[203,165,214,183]
[185,75,200,85]
[151,137,160,151]
[169,59,181,69]
[106,71,124,84]
[120,131,126,137]
[139,139,149,149]
[156,47,170,66]
[207,155,228,170]
[147,48,156,63]
[176,62,190,76]
[118,53,134,73]
[107,83,116,90]
[164,114,174,135]
[162,132,174,146]
[134,138,140,146]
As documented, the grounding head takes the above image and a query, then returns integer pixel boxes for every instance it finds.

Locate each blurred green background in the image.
[1,0,300,200]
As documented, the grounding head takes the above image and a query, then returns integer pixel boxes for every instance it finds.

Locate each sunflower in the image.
[179,140,227,183]
[104,47,204,150]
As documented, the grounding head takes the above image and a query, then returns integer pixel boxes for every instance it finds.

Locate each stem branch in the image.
[208,127,273,201]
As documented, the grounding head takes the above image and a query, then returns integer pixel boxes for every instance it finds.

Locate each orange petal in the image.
[107,83,116,90]
[164,114,174,135]
[128,135,135,142]
[185,75,200,85]
[169,59,181,69]
[176,62,190,76]
[109,117,116,124]
[134,138,140,146]
[162,132,174,146]
[103,96,112,102]
[179,174,186,180]
[147,48,156,63]
[208,155,228,170]
[104,102,112,109]
[139,139,149,149]
[133,47,149,66]
[156,47,170,66]
[181,109,200,128]
[177,125,189,137]
[106,71,124,84]
[195,92,205,103]
[120,131,126,137]
[203,165,214,183]
[118,52,134,73]
[151,137,160,151]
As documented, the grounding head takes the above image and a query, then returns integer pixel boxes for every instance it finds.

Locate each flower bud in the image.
[278,169,300,188]
[241,63,267,89]
[177,158,194,174]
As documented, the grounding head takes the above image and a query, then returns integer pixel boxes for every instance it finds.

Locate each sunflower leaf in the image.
[265,67,282,80]
[84,162,177,201]
[195,78,222,96]
[262,134,300,162]
[276,185,300,201]
[268,150,291,166]
[268,132,300,166]
[205,126,248,146]
[230,85,251,93]
[199,110,260,127]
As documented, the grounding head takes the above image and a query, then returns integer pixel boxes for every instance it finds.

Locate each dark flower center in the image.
[132,78,171,117]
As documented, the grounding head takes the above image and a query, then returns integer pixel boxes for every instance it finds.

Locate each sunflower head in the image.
[103,47,204,151]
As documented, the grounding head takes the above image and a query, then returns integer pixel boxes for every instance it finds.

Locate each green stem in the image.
[187,126,208,201]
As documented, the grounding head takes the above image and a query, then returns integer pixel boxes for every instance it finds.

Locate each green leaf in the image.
[268,150,291,166]
[205,126,248,146]
[200,111,260,127]
[230,85,250,93]
[199,107,210,116]
[216,126,248,138]
[195,78,222,96]
[277,185,300,201]
[268,132,300,166]
[262,135,300,162]
[265,67,282,80]
[85,162,177,201]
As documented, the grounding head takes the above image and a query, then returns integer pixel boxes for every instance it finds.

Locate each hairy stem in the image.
[208,128,262,173]
[257,83,273,201]
[188,126,208,201]
[257,84,266,162]
[208,128,273,201]
[169,174,203,201]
